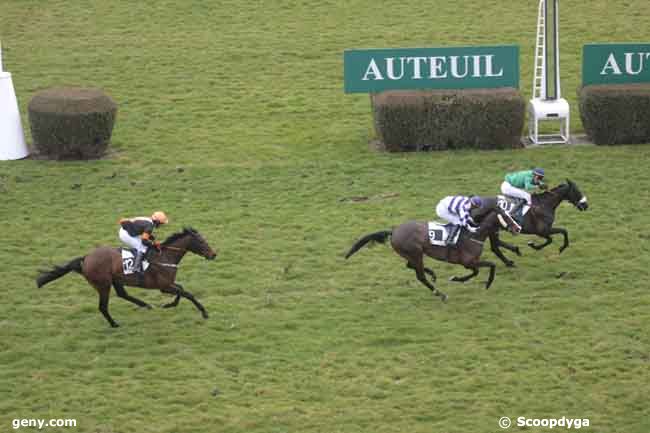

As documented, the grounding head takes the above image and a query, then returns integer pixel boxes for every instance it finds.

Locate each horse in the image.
[476,179,589,267]
[344,207,518,302]
[36,227,217,327]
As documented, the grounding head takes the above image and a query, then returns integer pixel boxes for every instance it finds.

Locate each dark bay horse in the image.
[477,179,588,267]
[345,208,517,302]
[37,227,217,327]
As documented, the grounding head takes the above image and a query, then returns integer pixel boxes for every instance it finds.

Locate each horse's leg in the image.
[477,260,496,289]
[406,262,436,282]
[408,256,447,302]
[113,279,152,309]
[552,227,569,253]
[449,267,479,282]
[527,235,553,250]
[489,233,516,268]
[159,286,181,308]
[174,283,209,319]
[162,293,181,308]
[95,284,119,328]
[495,237,522,256]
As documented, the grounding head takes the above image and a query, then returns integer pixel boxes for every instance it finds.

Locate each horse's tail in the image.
[36,257,84,288]
[345,230,392,259]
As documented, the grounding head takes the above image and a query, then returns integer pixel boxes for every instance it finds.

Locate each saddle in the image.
[428,222,462,247]
[497,195,530,225]
[120,248,150,275]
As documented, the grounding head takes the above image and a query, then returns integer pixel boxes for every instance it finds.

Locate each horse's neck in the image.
[159,239,190,264]
[539,185,568,211]
[474,213,499,241]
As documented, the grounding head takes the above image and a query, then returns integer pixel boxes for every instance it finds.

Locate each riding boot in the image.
[507,200,525,234]
[134,250,145,274]
[510,199,525,215]
[446,225,459,246]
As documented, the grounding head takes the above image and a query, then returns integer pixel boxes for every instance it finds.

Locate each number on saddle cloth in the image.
[497,195,530,221]
[121,248,150,274]
[428,222,461,246]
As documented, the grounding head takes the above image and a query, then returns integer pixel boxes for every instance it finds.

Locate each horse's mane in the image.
[161,227,197,246]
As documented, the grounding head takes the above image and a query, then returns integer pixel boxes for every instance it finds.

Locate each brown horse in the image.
[477,179,588,267]
[345,208,517,301]
[36,227,217,327]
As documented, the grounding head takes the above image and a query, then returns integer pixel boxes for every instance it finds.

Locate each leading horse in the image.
[476,179,588,267]
[37,227,217,327]
[345,207,518,301]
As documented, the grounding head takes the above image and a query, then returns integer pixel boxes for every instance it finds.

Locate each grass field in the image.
[1,1,650,432]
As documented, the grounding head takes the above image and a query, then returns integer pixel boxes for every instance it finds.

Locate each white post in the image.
[528,0,570,145]
[0,41,30,160]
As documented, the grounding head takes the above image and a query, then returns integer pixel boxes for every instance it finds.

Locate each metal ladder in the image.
[532,0,546,100]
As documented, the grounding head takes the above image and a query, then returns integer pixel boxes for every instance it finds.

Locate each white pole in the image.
[554,0,561,98]
[0,40,3,72]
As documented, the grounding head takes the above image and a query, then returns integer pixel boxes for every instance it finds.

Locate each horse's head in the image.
[565,179,588,211]
[162,227,217,260]
[186,228,217,260]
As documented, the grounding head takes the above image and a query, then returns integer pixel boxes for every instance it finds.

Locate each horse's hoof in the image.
[202,312,209,319]
[505,261,516,268]
[111,323,120,328]
[559,247,566,254]
[441,294,448,303]
[144,304,153,310]
[449,276,458,282]
[514,248,522,257]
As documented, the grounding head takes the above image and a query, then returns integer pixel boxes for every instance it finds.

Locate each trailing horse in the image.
[476,179,588,267]
[345,208,517,301]
[36,227,217,327]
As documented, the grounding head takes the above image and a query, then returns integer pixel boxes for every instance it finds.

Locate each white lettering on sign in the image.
[600,52,650,76]
[361,55,506,81]
[362,59,383,80]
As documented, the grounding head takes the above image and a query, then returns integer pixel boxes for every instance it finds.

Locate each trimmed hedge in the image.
[28,87,117,159]
[579,83,650,145]
[371,88,525,152]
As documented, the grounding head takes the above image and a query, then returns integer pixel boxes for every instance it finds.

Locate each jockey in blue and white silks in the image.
[435,195,483,234]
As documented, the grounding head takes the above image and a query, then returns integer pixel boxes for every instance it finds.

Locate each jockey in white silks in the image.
[435,195,483,244]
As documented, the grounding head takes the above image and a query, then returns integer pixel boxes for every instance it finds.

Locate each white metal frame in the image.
[528,0,570,145]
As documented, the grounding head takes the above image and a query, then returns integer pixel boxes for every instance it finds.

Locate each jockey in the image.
[118,211,169,274]
[436,195,483,244]
[501,168,547,208]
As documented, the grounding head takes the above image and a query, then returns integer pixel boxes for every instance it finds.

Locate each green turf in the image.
[1,1,649,432]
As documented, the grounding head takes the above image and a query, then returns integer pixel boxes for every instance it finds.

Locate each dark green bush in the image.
[579,84,650,145]
[371,88,525,152]
[28,87,117,159]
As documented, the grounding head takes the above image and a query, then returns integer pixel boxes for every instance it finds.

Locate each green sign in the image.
[583,43,650,86]
[344,45,519,93]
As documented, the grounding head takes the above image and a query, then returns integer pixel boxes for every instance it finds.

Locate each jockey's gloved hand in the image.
[142,239,153,248]
[467,225,478,233]
[153,241,161,250]
[539,183,548,190]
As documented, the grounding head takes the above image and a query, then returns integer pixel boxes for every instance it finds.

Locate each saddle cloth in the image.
[121,249,150,275]
[428,221,461,246]
[497,195,530,223]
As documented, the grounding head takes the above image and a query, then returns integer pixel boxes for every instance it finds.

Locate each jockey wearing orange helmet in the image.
[118,211,169,274]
